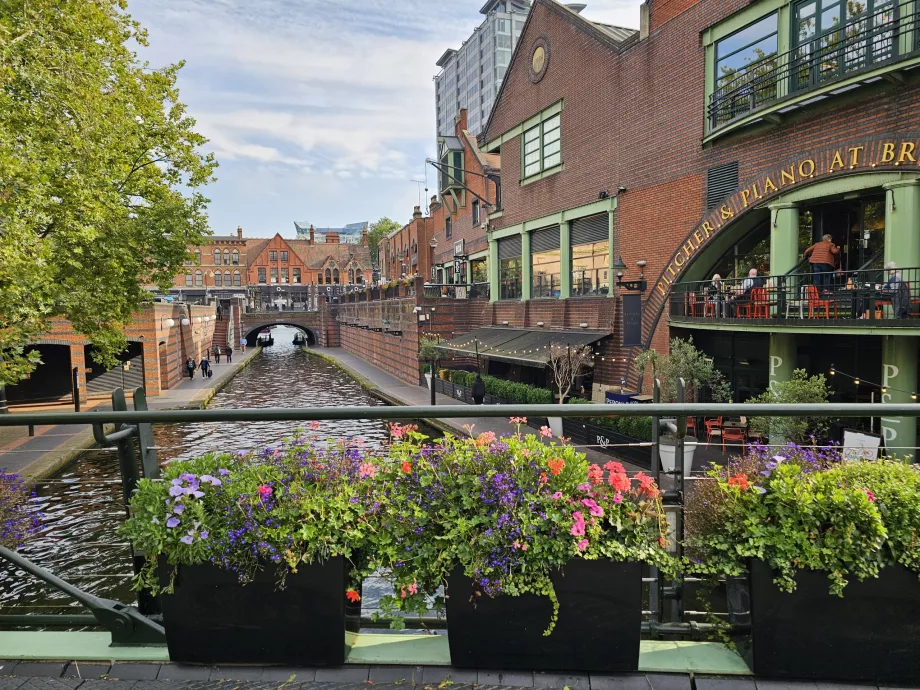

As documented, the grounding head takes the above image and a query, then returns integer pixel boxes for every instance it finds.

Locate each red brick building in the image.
[173,227,247,292]
[469,0,920,444]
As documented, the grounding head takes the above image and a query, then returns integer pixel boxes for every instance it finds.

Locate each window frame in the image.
[521,110,562,181]
[232,250,239,265]
[280,250,289,262]
[446,217,453,239]
[269,250,277,262]
[258,267,267,284]
[233,271,241,287]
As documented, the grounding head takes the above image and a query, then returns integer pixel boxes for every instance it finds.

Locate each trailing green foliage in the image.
[685,444,920,595]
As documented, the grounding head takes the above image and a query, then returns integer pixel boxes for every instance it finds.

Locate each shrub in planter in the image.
[121,429,373,665]
[0,470,41,549]
[362,421,675,671]
[685,444,920,682]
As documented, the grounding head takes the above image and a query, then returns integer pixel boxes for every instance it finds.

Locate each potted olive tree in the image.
[634,338,731,476]
[418,336,441,392]
[547,343,593,437]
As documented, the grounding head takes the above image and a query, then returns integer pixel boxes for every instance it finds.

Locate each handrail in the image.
[1,402,919,426]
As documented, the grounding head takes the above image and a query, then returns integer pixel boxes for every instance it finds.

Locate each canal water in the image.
[0,327,428,620]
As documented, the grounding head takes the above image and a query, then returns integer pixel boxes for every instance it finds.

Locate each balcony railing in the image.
[670,266,920,324]
[709,5,920,130]
[422,282,491,299]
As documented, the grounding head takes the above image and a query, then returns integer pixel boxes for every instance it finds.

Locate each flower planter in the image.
[749,559,920,682]
[158,556,357,665]
[446,559,641,672]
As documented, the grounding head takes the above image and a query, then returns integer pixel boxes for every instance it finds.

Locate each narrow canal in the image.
[1,327,427,620]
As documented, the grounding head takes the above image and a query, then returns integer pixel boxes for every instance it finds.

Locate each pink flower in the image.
[258,485,273,497]
[865,489,876,502]
[478,431,496,445]
[513,540,521,550]
[539,426,554,438]
[309,420,321,431]
[359,463,376,479]
[570,511,586,536]
[521,543,528,551]
[577,539,589,552]
[577,482,592,492]
[552,492,563,499]
[390,424,404,439]
[581,498,604,518]
[613,492,623,504]
[509,416,527,425]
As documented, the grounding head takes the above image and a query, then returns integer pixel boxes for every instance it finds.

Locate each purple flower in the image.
[200,531,209,539]
[180,535,194,545]
[168,486,184,497]
[170,478,183,486]
[180,473,196,482]
[166,517,180,529]
[200,474,222,486]
[173,504,185,515]
[218,468,231,476]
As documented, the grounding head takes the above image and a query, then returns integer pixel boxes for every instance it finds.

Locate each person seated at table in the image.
[727,269,763,315]
[705,274,725,316]
[803,234,840,293]
[880,261,911,319]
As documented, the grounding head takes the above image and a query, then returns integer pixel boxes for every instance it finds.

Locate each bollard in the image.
[72,367,81,413]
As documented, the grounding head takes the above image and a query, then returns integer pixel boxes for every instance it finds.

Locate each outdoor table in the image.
[830,286,891,319]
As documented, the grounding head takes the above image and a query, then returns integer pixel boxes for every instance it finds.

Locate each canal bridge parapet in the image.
[240,310,329,347]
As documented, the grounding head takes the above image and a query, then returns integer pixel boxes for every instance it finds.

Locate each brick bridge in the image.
[240,310,327,346]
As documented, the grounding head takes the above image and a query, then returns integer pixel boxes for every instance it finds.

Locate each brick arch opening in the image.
[243,324,317,347]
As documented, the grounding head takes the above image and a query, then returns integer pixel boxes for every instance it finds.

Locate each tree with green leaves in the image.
[634,337,731,404]
[367,217,401,268]
[0,0,216,392]
[749,369,831,444]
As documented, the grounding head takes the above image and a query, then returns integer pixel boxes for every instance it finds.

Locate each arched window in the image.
[224,271,231,286]
[224,249,231,266]
[213,248,221,265]
[195,270,203,287]
[333,268,340,284]
[185,273,193,287]
[348,269,355,284]
[356,269,364,284]
[214,272,223,286]
[233,271,241,287]
[232,250,239,265]
[325,268,332,284]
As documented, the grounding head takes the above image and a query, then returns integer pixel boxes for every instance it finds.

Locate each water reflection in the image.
[0,328,414,613]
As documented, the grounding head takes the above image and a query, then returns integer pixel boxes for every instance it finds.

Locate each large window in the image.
[523,113,561,178]
[269,250,277,261]
[281,268,289,283]
[224,271,231,286]
[498,235,522,300]
[185,273,192,287]
[213,249,220,265]
[214,272,222,287]
[531,226,561,298]
[232,250,239,265]
[223,249,230,265]
[233,271,241,287]
[715,14,778,90]
[280,251,289,262]
[258,267,266,284]
[194,270,203,287]
[572,242,610,296]
[270,267,278,283]
[293,267,301,283]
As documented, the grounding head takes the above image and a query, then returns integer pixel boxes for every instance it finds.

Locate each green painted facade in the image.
[881,335,919,459]
[884,180,920,269]
[768,332,797,444]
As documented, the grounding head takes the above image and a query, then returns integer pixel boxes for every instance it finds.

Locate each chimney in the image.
[309,225,315,246]
[639,2,649,39]
[361,225,368,245]
[326,231,340,244]
[430,195,440,216]
[413,206,423,220]
[457,108,468,133]
[237,225,243,239]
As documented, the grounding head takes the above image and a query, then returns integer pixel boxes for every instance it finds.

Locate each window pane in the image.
[215,272,222,286]
[234,272,241,287]
[572,241,609,296]
[524,150,541,165]
[717,34,778,83]
[543,126,561,144]
[716,14,778,61]
[499,258,521,300]
[543,152,561,168]
[525,161,541,177]
[543,114,560,132]
[524,125,539,144]
[543,139,561,156]
[532,249,561,298]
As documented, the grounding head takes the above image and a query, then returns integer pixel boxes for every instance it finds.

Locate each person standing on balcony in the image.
[804,234,839,293]
[881,262,911,319]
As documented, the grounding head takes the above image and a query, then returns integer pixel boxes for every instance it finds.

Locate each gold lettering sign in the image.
[653,138,920,298]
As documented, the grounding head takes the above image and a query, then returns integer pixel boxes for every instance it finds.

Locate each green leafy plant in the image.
[418,336,441,365]
[121,427,373,596]
[633,338,731,404]
[567,398,653,441]
[685,443,920,595]
[749,369,830,443]
[360,421,675,633]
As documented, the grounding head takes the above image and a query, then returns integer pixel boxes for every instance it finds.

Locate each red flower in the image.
[608,469,630,493]
[548,458,565,476]
[400,461,412,474]
[539,472,548,484]
[587,464,604,486]
[258,485,273,497]
[346,588,361,603]
[728,473,749,491]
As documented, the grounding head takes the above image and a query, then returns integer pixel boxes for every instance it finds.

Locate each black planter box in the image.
[750,559,920,682]
[446,559,641,672]
[158,556,357,665]
[562,419,651,468]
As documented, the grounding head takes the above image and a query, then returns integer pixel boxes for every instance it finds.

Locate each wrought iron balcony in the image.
[670,266,920,326]
[709,6,920,131]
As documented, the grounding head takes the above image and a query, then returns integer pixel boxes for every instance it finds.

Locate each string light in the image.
[829,365,918,397]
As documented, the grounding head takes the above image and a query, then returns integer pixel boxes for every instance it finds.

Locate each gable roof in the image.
[462,129,501,172]
[481,0,638,144]
[287,239,372,270]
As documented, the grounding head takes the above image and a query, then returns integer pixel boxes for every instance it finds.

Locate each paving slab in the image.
[588,674,651,690]
[107,666,161,682]
[313,668,369,683]
[259,668,316,683]
[645,675,691,690]
[0,680,26,690]
[478,671,535,687]
[696,679,757,690]
[418,666,478,684]
[368,666,422,684]
[155,668,211,682]
[7,666,65,680]
[62,664,111,680]
[532,672,590,689]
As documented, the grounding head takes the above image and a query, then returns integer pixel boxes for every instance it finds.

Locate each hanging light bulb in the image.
[829,365,836,376]
[912,392,917,401]
[881,386,888,394]
[854,378,860,386]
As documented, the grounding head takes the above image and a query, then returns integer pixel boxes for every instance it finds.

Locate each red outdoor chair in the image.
[739,288,769,318]
[686,416,698,437]
[704,417,723,445]
[722,426,746,453]
[806,285,838,319]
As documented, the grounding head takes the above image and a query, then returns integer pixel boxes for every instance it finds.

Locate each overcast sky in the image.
[131,0,641,238]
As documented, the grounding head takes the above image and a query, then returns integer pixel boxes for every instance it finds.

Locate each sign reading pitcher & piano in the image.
[622,293,642,346]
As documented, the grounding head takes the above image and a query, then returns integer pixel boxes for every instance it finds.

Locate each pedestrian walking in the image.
[214,348,221,364]
[240,337,247,352]
[199,356,211,379]
[186,357,196,380]
[225,346,233,363]
[216,305,222,321]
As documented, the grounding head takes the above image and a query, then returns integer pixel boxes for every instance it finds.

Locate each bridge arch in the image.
[243,322,317,347]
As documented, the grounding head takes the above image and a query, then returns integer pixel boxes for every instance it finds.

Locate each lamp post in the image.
[429,236,439,282]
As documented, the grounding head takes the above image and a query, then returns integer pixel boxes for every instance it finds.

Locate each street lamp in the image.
[429,236,439,282]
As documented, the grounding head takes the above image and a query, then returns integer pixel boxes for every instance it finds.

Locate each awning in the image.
[435,327,612,367]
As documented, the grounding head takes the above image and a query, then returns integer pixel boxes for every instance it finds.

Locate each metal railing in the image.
[709,5,919,129]
[422,283,491,299]
[670,266,920,322]
[3,388,919,645]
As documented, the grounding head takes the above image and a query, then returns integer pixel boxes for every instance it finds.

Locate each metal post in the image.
[671,377,687,625]
[133,388,160,480]
[431,358,438,406]
[650,378,662,637]
[72,367,81,413]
